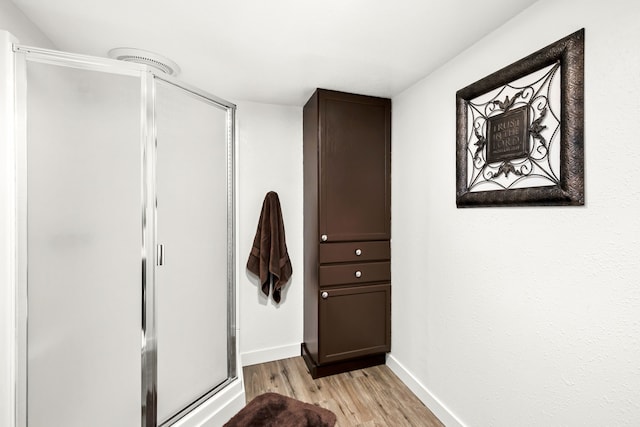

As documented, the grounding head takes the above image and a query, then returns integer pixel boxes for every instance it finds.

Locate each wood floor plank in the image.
[243,357,444,427]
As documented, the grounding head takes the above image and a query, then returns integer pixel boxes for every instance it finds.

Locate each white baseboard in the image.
[241,343,300,367]
[173,378,245,427]
[386,354,466,427]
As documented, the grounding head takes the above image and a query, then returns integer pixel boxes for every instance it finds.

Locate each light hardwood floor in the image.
[243,357,444,427]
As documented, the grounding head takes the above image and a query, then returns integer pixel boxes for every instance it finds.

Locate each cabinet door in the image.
[318,283,390,364]
[319,91,391,242]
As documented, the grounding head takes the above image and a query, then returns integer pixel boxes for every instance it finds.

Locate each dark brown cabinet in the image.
[302,89,391,378]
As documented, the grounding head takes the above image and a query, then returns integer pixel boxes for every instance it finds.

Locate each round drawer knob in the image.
[355,249,362,256]
[321,291,329,299]
[321,234,328,242]
[355,271,362,278]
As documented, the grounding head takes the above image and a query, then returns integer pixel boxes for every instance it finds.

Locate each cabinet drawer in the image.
[318,283,390,364]
[319,241,390,264]
[319,261,390,286]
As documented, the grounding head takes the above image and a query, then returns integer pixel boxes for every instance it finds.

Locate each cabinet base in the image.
[300,343,386,379]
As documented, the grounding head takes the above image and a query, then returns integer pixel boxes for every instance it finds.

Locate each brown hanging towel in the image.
[247,191,292,303]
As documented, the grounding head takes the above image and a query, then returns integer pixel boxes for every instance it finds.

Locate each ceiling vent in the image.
[108,48,181,77]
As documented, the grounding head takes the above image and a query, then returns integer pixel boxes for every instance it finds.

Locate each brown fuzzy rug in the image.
[224,392,337,427]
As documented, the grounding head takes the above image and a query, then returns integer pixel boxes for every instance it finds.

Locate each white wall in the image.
[236,101,304,366]
[390,0,640,426]
[0,0,55,48]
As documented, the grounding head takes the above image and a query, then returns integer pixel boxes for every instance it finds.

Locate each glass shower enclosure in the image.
[12,45,236,427]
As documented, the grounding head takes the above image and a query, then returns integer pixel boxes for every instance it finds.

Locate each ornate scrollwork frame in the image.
[456,29,584,207]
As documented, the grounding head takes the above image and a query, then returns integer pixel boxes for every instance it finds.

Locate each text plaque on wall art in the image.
[456,28,584,207]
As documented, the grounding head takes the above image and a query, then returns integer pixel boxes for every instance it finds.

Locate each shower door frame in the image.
[13,45,237,427]
[149,73,238,427]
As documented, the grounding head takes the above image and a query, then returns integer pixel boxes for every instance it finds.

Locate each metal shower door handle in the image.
[157,244,164,266]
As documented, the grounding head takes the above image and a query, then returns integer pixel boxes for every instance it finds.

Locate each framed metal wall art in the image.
[456,29,584,207]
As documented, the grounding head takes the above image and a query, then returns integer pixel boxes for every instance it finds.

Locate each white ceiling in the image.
[11,0,537,106]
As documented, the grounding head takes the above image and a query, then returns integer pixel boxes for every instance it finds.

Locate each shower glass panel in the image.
[155,78,232,424]
[23,60,142,427]
[15,45,237,427]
